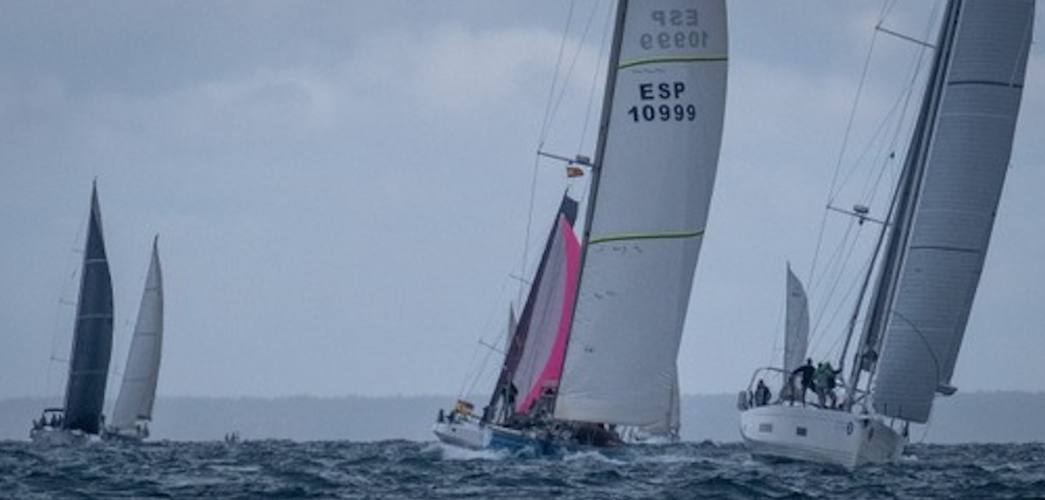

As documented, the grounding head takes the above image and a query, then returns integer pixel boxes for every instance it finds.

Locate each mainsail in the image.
[489,195,579,416]
[555,0,728,427]
[864,0,1033,423]
[63,182,115,434]
[111,236,164,432]
[784,265,809,375]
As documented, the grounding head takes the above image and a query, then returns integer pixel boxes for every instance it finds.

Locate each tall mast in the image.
[551,0,627,416]
[842,0,960,405]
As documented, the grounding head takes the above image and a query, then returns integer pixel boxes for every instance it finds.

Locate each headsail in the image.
[63,182,115,434]
[555,0,728,427]
[869,0,1034,423]
[784,264,809,375]
[111,236,164,432]
[489,195,579,416]
[511,213,581,414]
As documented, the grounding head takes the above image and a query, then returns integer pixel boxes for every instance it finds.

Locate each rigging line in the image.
[832,79,911,199]
[817,0,942,363]
[858,1,939,206]
[465,345,497,400]
[457,272,513,398]
[808,0,931,350]
[538,0,576,144]
[764,285,788,369]
[45,205,91,402]
[817,253,874,360]
[577,0,613,155]
[544,1,601,145]
[807,4,885,286]
[859,43,929,207]
[808,213,856,297]
[519,154,542,306]
[522,1,577,303]
[807,219,859,349]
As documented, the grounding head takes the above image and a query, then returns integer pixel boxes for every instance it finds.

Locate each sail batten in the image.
[555,0,728,427]
[870,0,1033,423]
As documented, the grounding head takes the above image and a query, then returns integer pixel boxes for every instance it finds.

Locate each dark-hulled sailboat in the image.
[30,182,115,445]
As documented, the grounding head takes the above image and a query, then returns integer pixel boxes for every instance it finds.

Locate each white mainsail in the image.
[555,0,728,427]
[784,265,809,375]
[111,236,164,432]
[870,0,1033,423]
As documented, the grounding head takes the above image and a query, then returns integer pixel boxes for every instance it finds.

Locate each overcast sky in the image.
[1,1,1042,404]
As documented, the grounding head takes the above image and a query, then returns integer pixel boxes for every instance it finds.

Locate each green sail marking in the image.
[618,55,728,70]
[588,229,704,245]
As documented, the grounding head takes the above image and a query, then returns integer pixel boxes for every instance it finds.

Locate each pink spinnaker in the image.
[517,216,580,413]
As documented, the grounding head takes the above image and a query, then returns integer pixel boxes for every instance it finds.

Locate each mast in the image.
[837,0,1033,422]
[553,0,627,412]
[844,0,961,401]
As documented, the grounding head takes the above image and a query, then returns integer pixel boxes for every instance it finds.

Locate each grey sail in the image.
[111,236,164,432]
[63,182,115,434]
[784,265,809,375]
[870,0,1034,423]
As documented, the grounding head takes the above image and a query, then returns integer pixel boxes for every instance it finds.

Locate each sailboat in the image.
[738,0,1034,468]
[30,182,115,445]
[434,0,728,452]
[105,236,164,442]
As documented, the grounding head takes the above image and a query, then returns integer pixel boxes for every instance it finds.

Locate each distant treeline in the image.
[1,392,1042,443]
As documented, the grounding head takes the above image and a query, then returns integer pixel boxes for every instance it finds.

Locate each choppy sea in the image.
[1,440,1043,499]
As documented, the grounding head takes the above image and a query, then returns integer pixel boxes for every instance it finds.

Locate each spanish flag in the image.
[566,165,585,178]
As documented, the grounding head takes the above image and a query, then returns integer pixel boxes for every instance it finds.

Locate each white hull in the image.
[739,405,905,468]
[102,427,146,443]
[29,427,90,446]
[432,420,491,450]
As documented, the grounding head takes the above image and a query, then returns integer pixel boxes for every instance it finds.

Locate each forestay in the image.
[872,0,1033,423]
[64,183,115,434]
[112,237,164,432]
[555,0,728,427]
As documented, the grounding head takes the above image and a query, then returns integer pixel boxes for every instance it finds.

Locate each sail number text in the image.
[626,81,696,123]
[640,9,710,50]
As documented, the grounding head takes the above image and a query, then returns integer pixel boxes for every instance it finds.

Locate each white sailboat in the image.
[739,0,1034,468]
[106,236,164,442]
[435,0,728,452]
[30,181,115,445]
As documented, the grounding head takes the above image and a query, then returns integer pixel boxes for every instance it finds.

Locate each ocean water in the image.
[1,440,1043,499]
